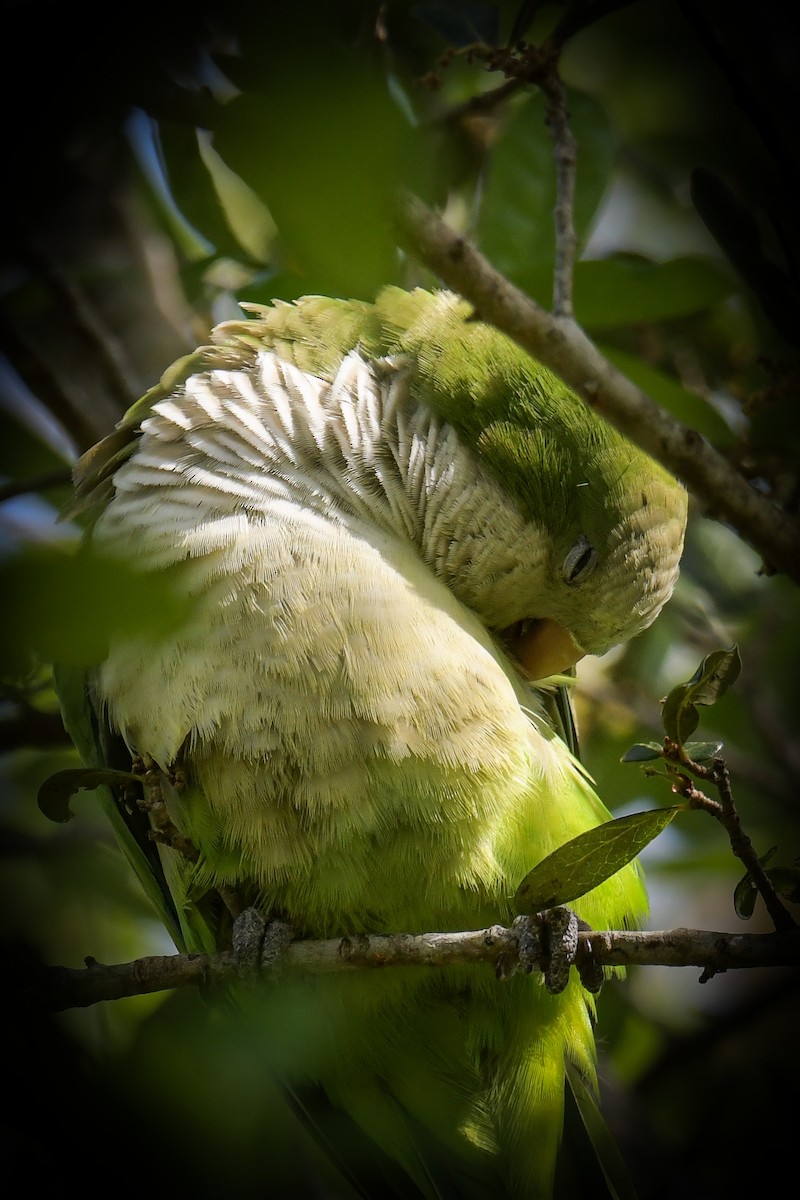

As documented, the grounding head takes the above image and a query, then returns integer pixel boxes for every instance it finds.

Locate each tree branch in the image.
[22,925,800,1013]
[394,192,800,585]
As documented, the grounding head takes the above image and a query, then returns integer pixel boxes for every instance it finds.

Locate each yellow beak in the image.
[508,618,585,681]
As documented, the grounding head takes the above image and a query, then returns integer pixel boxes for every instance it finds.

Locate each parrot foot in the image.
[539,906,580,994]
[574,922,605,994]
[504,914,543,981]
[541,908,606,994]
[232,908,294,982]
[510,909,603,994]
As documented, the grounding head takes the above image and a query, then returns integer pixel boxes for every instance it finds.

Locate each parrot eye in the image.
[563,535,597,584]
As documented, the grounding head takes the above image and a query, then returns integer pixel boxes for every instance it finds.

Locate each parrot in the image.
[59,287,687,1199]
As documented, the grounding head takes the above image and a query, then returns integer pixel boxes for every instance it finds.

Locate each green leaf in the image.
[154,121,251,263]
[196,132,278,264]
[599,346,734,446]
[38,767,140,824]
[733,849,800,919]
[733,873,757,920]
[478,89,614,274]
[211,36,418,298]
[682,740,724,762]
[0,543,194,672]
[514,256,734,329]
[620,741,664,763]
[661,683,700,743]
[513,807,681,913]
[621,739,723,768]
[661,645,741,746]
[682,645,742,705]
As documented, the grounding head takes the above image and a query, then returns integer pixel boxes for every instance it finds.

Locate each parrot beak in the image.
[504,618,585,681]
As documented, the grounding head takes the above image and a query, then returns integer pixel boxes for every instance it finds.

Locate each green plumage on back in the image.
[61,288,687,1198]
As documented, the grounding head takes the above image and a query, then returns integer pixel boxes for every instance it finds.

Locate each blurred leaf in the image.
[38,766,139,824]
[599,345,734,446]
[682,740,724,762]
[412,2,500,46]
[621,741,664,763]
[211,41,418,297]
[620,737,726,768]
[507,1,546,46]
[661,645,741,746]
[691,168,800,346]
[196,133,278,264]
[732,876,756,919]
[514,807,680,913]
[766,866,800,905]
[154,122,251,263]
[0,400,74,490]
[733,846,777,919]
[515,256,734,327]
[0,545,193,672]
[691,168,761,259]
[478,89,615,273]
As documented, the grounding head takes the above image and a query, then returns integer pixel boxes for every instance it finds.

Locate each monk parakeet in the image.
[61,288,687,1198]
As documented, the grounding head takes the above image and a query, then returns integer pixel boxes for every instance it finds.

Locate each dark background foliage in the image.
[1,2,798,1196]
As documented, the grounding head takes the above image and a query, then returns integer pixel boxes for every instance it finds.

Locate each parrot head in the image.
[491,426,687,679]
[374,288,689,680]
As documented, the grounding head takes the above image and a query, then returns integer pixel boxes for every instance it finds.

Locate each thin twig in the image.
[666,744,795,932]
[539,62,577,316]
[461,40,577,311]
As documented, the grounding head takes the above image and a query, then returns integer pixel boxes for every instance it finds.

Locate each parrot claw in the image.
[509,907,593,994]
[233,908,294,982]
[506,910,584,990]
[574,921,605,994]
[539,906,580,994]
[534,908,605,994]
[504,914,544,980]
